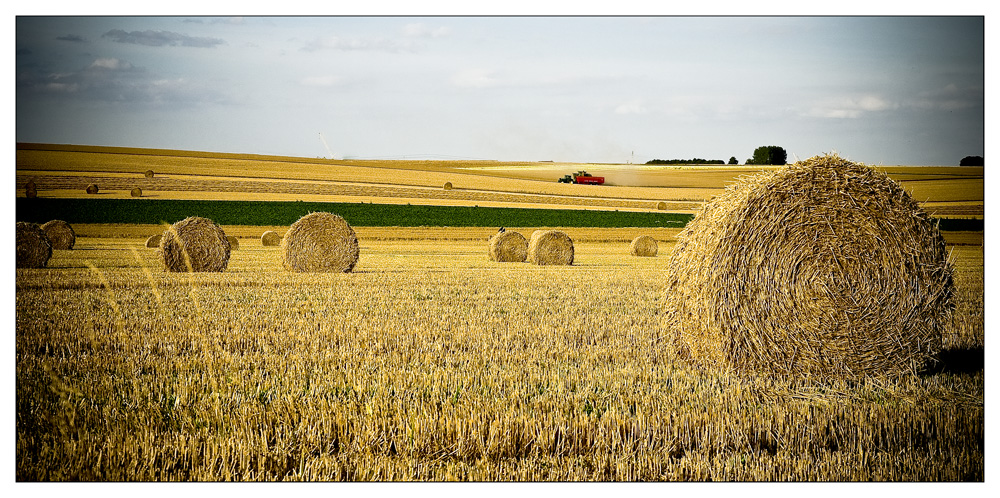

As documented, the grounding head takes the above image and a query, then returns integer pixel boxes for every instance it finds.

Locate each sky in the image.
[14,14,986,166]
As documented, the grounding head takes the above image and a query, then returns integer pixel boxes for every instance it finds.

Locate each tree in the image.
[749,145,787,166]
[728,156,738,165]
[960,155,984,166]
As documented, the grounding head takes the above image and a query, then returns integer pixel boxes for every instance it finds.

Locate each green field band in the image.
[15,198,696,228]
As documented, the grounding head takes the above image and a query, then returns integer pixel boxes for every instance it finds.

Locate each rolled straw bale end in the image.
[16,222,52,268]
[41,220,76,250]
[489,231,528,262]
[527,230,574,265]
[144,170,154,178]
[25,180,37,198]
[261,230,282,247]
[656,201,668,210]
[226,236,240,250]
[86,184,99,194]
[159,216,231,272]
[629,235,657,257]
[444,182,453,190]
[663,154,953,378]
[281,212,359,273]
[131,187,143,197]
[145,234,163,249]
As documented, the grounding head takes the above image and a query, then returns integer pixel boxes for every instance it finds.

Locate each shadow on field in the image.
[926,346,984,375]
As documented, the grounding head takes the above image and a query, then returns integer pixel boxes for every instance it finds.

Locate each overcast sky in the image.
[15,15,985,165]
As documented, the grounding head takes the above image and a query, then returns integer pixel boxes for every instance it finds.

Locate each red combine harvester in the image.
[558,171,605,185]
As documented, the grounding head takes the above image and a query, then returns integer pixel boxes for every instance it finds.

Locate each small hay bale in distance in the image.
[226,236,240,250]
[86,184,99,194]
[145,234,163,248]
[443,182,453,190]
[40,220,76,250]
[159,216,231,272]
[663,154,954,379]
[489,231,528,262]
[629,235,657,257]
[261,230,282,247]
[144,170,154,178]
[25,180,37,198]
[281,212,359,273]
[527,230,574,266]
[16,222,52,268]
[131,187,142,197]
[656,201,667,210]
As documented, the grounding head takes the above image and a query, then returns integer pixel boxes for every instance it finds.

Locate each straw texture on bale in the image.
[26,180,37,198]
[663,154,953,378]
[159,216,231,272]
[16,222,52,268]
[145,234,163,248]
[41,220,76,250]
[629,235,657,257]
[86,184,99,194]
[226,236,240,250]
[527,230,574,266]
[444,182,453,190]
[131,187,142,197]
[281,212,359,273]
[488,231,528,262]
[261,230,282,247]
[144,170,154,178]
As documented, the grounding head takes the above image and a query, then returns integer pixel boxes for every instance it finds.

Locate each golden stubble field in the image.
[15,227,984,481]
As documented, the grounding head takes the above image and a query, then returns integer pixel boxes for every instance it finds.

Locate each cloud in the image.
[102,29,225,48]
[802,94,899,119]
[614,100,648,115]
[451,69,500,88]
[401,23,451,38]
[300,35,414,53]
[56,34,86,43]
[299,75,344,87]
[907,83,983,111]
[89,58,133,70]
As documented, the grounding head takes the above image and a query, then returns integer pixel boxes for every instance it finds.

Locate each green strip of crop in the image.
[15,198,694,228]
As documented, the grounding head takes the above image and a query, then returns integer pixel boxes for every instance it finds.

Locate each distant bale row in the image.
[488,231,657,263]
[16,222,52,268]
[663,154,954,379]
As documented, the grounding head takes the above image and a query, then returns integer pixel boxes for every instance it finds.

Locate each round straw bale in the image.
[281,212,359,273]
[663,154,953,378]
[86,184,99,194]
[527,230,574,265]
[16,222,52,268]
[656,201,667,210]
[40,220,76,250]
[144,170,154,178]
[145,234,163,248]
[26,180,37,198]
[629,235,657,257]
[261,230,282,247]
[444,182,453,190]
[489,231,528,262]
[159,216,231,272]
[226,236,240,250]
[131,187,142,197]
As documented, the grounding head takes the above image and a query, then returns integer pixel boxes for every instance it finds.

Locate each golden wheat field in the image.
[15,225,983,481]
[14,145,985,482]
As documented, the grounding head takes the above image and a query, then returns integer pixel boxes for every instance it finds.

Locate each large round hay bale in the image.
[527,230,574,266]
[86,184,99,194]
[663,154,953,378]
[144,170,154,178]
[131,187,142,197]
[443,182,453,190]
[489,231,528,262]
[16,222,52,268]
[25,180,37,198]
[145,234,162,248]
[159,216,231,272]
[226,236,240,250]
[261,230,282,247]
[656,201,667,210]
[40,220,76,250]
[281,212,359,273]
[629,235,657,257]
